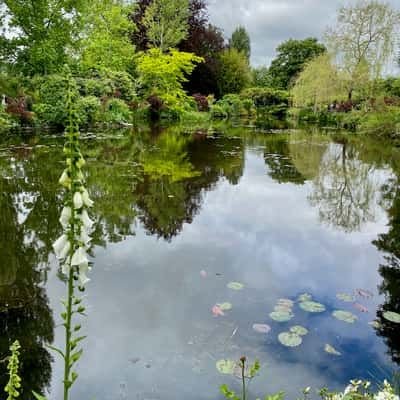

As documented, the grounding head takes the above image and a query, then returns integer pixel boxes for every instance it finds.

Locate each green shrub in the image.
[76,96,102,126]
[210,104,228,118]
[104,98,132,123]
[241,87,289,108]
[357,108,400,138]
[32,74,69,126]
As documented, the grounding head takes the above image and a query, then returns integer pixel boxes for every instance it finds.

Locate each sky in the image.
[207,0,400,72]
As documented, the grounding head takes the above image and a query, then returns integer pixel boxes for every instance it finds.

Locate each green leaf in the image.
[278,332,302,347]
[336,293,355,302]
[70,348,83,364]
[46,344,65,359]
[32,391,48,400]
[289,325,308,336]
[324,344,341,356]
[216,359,236,374]
[332,310,358,323]
[299,301,326,313]
[227,282,244,290]
[217,302,233,311]
[269,311,294,322]
[382,311,400,323]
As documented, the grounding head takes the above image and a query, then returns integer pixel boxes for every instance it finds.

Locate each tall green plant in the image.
[4,341,21,400]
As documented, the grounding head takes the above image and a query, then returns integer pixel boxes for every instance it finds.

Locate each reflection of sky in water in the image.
[43,143,397,400]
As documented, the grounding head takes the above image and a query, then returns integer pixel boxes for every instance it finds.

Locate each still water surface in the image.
[0,123,399,400]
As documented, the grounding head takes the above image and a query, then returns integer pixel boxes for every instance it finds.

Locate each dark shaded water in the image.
[0,123,399,400]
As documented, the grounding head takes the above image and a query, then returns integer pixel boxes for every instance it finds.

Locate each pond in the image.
[0,122,399,400]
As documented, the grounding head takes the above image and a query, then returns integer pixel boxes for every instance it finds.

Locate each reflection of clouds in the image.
[46,149,394,400]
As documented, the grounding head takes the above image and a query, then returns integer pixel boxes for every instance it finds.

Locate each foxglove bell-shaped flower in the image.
[76,157,86,169]
[53,234,71,259]
[62,262,71,275]
[80,209,94,229]
[78,228,91,245]
[82,189,94,207]
[73,191,84,209]
[60,206,72,228]
[71,246,89,267]
[78,261,91,286]
[59,170,71,188]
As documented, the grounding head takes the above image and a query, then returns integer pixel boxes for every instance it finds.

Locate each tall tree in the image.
[142,0,189,52]
[269,38,326,89]
[229,26,251,62]
[0,0,86,75]
[79,0,136,72]
[179,0,225,95]
[325,0,400,99]
[217,48,251,96]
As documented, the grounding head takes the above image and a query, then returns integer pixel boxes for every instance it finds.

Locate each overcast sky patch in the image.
[207,0,400,71]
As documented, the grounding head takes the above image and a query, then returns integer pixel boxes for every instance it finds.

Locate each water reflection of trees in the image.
[373,172,400,365]
[136,128,245,240]
[0,157,54,398]
[309,139,379,232]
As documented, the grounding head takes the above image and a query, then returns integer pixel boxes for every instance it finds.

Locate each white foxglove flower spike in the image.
[73,191,84,209]
[59,170,71,188]
[71,246,89,267]
[80,209,94,229]
[53,234,71,259]
[82,189,94,207]
[60,206,72,228]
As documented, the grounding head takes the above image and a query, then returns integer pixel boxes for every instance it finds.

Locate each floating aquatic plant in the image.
[216,359,236,374]
[278,332,302,347]
[368,320,381,328]
[332,310,358,323]
[336,293,355,302]
[290,326,308,336]
[274,305,293,313]
[217,303,232,311]
[299,301,326,313]
[269,311,294,322]
[297,293,312,302]
[277,299,294,307]
[252,324,271,334]
[325,344,341,356]
[356,289,373,299]
[227,282,244,290]
[382,311,400,323]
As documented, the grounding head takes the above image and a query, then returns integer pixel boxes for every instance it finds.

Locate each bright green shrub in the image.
[241,87,289,108]
[32,74,69,126]
[76,96,102,125]
[357,108,400,138]
[104,98,132,123]
[210,104,228,118]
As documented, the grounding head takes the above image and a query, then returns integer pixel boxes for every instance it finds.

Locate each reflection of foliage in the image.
[0,172,54,399]
[373,176,400,365]
[309,141,378,232]
[263,138,306,185]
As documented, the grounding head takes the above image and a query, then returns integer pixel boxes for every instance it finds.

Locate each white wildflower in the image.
[73,191,84,209]
[59,170,71,188]
[71,246,89,267]
[78,227,91,245]
[80,209,94,229]
[82,189,94,207]
[78,261,91,286]
[62,263,71,275]
[60,206,72,228]
[53,234,71,259]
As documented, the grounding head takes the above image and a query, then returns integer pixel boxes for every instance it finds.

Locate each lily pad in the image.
[332,310,358,323]
[274,305,293,313]
[368,320,382,329]
[269,311,294,322]
[356,289,373,299]
[227,282,244,290]
[299,301,326,313]
[277,299,294,307]
[252,323,271,334]
[216,359,236,374]
[297,293,312,302]
[217,303,232,311]
[383,311,400,323]
[325,344,341,356]
[336,293,355,302]
[290,325,308,336]
[278,332,302,347]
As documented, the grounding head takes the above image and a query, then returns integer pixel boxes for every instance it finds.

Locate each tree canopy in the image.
[269,38,326,89]
[229,26,251,61]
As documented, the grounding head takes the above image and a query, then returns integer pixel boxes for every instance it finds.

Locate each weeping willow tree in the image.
[291,54,346,111]
[325,0,400,100]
